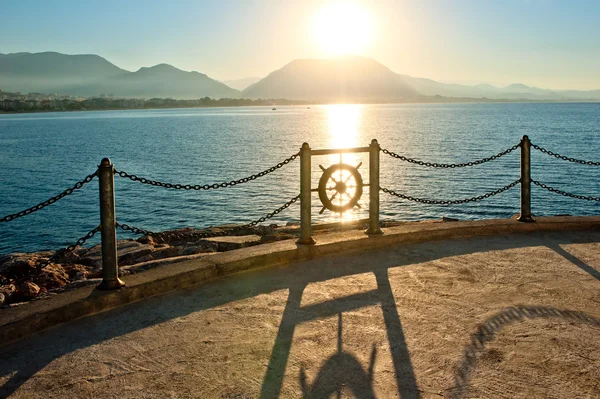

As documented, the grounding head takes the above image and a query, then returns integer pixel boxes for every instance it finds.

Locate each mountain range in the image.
[0,52,239,99]
[1,52,599,102]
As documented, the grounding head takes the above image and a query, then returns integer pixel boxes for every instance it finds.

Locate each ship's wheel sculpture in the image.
[317,162,364,214]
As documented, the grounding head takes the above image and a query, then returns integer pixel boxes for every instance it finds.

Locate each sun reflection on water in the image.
[326,104,362,149]
[319,104,366,223]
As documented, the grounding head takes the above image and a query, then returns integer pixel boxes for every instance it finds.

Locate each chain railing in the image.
[531,143,600,166]
[1,136,598,293]
[0,171,97,223]
[532,180,600,202]
[381,144,520,168]
[380,179,520,205]
[114,152,299,190]
[116,195,300,240]
[36,226,101,271]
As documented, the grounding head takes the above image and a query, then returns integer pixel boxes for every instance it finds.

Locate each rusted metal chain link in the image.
[116,194,300,239]
[532,180,600,201]
[381,143,520,168]
[114,152,300,190]
[380,179,520,205]
[0,172,98,223]
[36,225,101,271]
[530,143,600,166]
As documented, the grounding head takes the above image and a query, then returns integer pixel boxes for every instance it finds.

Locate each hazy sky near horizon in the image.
[1,0,599,90]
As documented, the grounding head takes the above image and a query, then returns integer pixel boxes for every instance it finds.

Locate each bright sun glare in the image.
[313,2,372,56]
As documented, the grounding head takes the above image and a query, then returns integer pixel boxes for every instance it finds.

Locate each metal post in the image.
[366,139,383,235]
[97,158,125,290]
[297,143,315,245]
[518,135,535,222]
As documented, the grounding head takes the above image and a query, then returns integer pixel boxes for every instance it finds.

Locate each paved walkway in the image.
[1,230,599,398]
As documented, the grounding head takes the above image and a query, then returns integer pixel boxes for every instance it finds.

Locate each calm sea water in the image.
[0,103,598,253]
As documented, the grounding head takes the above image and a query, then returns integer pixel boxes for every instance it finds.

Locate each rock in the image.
[204,235,262,251]
[182,246,217,256]
[136,235,155,245]
[64,264,90,280]
[0,292,5,305]
[78,256,102,269]
[117,240,145,250]
[260,235,278,243]
[0,255,37,279]
[117,243,154,266]
[442,217,459,222]
[286,222,300,226]
[15,281,41,301]
[1,284,16,297]
[84,244,102,259]
[151,247,184,260]
[33,264,69,290]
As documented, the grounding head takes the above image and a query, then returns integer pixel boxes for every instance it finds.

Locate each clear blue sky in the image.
[1,0,599,89]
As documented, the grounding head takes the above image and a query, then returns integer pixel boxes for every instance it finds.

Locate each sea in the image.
[0,102,598,254]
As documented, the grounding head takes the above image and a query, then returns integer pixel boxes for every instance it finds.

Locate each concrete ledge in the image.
[1,216,598,347]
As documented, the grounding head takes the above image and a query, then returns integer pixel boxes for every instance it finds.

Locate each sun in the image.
[313,2,373,56]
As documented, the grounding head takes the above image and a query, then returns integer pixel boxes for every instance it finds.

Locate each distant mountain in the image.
[221,77,262,91]
[0,52,127,94]
[243,55,600,102]
[0,52,240,99]
[397,76,600,101]
[242,56,418,101]
[67,63,240,99]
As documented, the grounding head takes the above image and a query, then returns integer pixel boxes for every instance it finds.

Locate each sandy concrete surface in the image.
[0,230,598,399]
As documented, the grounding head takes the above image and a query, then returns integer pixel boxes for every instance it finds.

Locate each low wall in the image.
[1,215,598,347]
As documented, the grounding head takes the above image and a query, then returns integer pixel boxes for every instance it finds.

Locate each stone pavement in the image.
[0,230,599,398]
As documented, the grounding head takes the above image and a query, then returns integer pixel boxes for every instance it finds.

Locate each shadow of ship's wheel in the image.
[318,163,363,214]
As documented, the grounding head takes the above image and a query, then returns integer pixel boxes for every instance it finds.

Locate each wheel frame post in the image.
[97,158,125,290]
[366,139,383,235]
[518,135,535,222]
[297,143,315,245]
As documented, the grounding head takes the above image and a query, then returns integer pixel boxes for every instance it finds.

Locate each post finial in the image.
[371,138,379,145]
[301,142,310,150]
[100,158,112,167]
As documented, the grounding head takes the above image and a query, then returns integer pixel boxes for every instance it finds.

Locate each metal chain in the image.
[0,171,98,223]
[380,179,520,205]
[114,152,300,190]
[381,143,520,168]
[36,225,101,271]
[532,180,600,201]
[116,194,300,240]
[530,143,600,166]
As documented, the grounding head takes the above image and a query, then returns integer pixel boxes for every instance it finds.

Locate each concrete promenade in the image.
[0,227,598,398]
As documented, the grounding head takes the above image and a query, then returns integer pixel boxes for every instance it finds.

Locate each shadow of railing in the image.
[547,242,600,281]
[449,305,600,399]
[0,230,598,398]
[259,269,419,398]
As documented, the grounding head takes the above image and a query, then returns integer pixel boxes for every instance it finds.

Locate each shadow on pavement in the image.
[449,305,600,399]
[0,230,598,398]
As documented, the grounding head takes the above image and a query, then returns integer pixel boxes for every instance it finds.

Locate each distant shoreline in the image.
[1,99,599,115]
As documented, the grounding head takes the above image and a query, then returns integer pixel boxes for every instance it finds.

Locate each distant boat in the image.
[272,108,276,110]
[307,106,311,109]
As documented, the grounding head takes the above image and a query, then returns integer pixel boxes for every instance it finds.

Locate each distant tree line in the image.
[0,91,313,113]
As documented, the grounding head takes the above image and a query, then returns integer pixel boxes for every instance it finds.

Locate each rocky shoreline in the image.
[0,219,456,307]
[0,223,301,307]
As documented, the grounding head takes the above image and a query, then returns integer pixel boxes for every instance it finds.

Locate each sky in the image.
[1,0,599,90]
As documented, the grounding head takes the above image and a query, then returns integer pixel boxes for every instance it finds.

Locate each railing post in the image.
[297,143,315,245]
[366,139,383,235]
[518,135,535,222]
[97,158,125,290]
